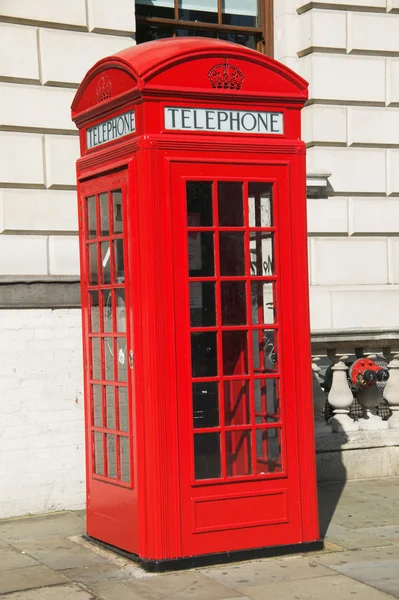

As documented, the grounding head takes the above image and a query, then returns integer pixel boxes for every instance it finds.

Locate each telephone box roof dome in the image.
[72,37,308,118]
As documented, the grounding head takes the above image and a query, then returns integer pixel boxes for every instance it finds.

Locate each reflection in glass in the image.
[88,244,99,285]
[192,382,219,429]
[224,379,250,425]
[119,436,130,483]
[94,431,104,475]
[222,331,248,375]
[219,31,257,49]
[104,337,114,381]
[105,386,115,430]
[101,241,111,284]
[218,182,243,226]
[248,182,273,227]
[256,428,282,474]
[187,182,213,226]
[254,379,280,424]
[179,0,218,23]
[92,384,102,427]
[188,232,214,277]
[116,289,126,332]
[113,239,124,283]
[106,434,117,479]
[251,282,275,325]
[86,195,96,239]
[221,281,246,325]
[194,433,221,480]
[112,190,123,234]
[117,338,127,382]
[91,338,101,380]
[118,387,128,432]
[102,290,112,332]
[252,329,278,373]
[191,332,217,377]
[89,291,100,332]
[100,192,110,236]
[222,0,258,27]
[190,282,216,327]
[249,232,274,276]
[220,232,245,276]
[226,430,252,477]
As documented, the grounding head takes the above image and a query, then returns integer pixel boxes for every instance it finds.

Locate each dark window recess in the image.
[193,382,219,428]
[194,432,221,479]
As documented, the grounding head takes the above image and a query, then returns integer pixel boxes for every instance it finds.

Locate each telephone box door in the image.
[172,161,303,557]
[79,169,138,554]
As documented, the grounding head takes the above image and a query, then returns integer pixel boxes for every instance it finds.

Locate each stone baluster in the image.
[327,351,359,433]
[312,355,332,433]
[356,352,387,431]
[383,347,399,430]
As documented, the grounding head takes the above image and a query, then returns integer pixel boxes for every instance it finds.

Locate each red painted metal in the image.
[72,37,318,564]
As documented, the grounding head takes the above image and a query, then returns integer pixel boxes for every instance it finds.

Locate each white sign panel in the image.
[164,107,283,135]
[87,110,136,149]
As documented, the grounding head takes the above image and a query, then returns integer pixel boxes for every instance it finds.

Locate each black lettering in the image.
[241,112,257,131]
[123,113,130,132]
[107,121,112,140]
[229,112,240,131]
[93,128,98,146]
[271,113,281,133]
[87,128,94,148]
[193,110,204,129]
[102,122,107,142]
[167,108,179,128]
[217,111,228,130]
[117,117,124,136]
[181,109,191,129]
[257,113,269,132]
[205,110,216,130]
[130,111,135,131]
[112,119,117,139]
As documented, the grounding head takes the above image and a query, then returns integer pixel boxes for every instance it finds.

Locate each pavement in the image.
[0,477,399,599]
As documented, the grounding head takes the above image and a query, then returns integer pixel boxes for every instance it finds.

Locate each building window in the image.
[135,0,273,56]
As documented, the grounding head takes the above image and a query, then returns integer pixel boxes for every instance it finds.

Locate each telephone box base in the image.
[85,535,324,573]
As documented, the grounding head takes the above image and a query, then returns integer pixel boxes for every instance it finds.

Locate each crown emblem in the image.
[96,76,112,103]
[208,58,244,91]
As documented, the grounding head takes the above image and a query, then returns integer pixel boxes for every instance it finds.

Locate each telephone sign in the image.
[72,37,320,572]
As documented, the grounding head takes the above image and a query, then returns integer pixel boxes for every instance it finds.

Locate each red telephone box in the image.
[71,38,320,571]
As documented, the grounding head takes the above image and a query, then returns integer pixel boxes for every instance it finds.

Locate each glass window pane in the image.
[86,195,97,239]
[187,182,213,227]
[219,232,245,276]
[101,241,111,284]
[193,382,219,429]
[104,337,114,381]
[117,338,127,382]
[224,379,250,425]
[102,290,113,333]
[222,331,248,376]
[222,0,258,16]
[88,244,99,285]
[112,190,123,234]
[99,192,110,236]
[254,379,280,424]
[190,282,216,327]
[113,239,124,284]
[136,22,174,42]
[218,182,243,226]
[118,387,129,432]
[105,386,115,430]
[106,434,117,479]
[194,433,221,480]
[94,432,104,475]
[249,232,274,276]
[119,436,130,483]
[116,289,126,332]
[191,332,217,377]
[92,384,102,427]
[91,338,101,380]
[226,430,252,477]
[188,232,214,277]
[252,329,278,374]
[219,31,258,49]
[251,282,276,325]
[221,281,246,325]
[179,0,218,22]
[89,291,100,332]
[256,428,282,474]
[248,183,273,227]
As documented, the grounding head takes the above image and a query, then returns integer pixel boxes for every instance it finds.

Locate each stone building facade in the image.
[1,0,398,516]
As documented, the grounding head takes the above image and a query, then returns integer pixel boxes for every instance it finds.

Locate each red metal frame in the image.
[72,38,319,565]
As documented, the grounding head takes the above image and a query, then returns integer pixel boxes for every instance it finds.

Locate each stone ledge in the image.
[316,429,399,453]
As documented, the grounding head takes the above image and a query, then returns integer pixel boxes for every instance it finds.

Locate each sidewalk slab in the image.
[0,565,67,595]
[2,585,99,599]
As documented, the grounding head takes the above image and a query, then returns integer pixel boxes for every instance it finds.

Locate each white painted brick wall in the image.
[298,10,346,55]
[0,0,87,28]
[86,0,136,34]
[0,309,85,518]
[303,105,347,145]
[48,236,80,275]
[0,132,44,186]
[0,23,39,82]
[307,199,348,234]
[0,235,48,275]
[348,13,399,54]
[44,135,80,189]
